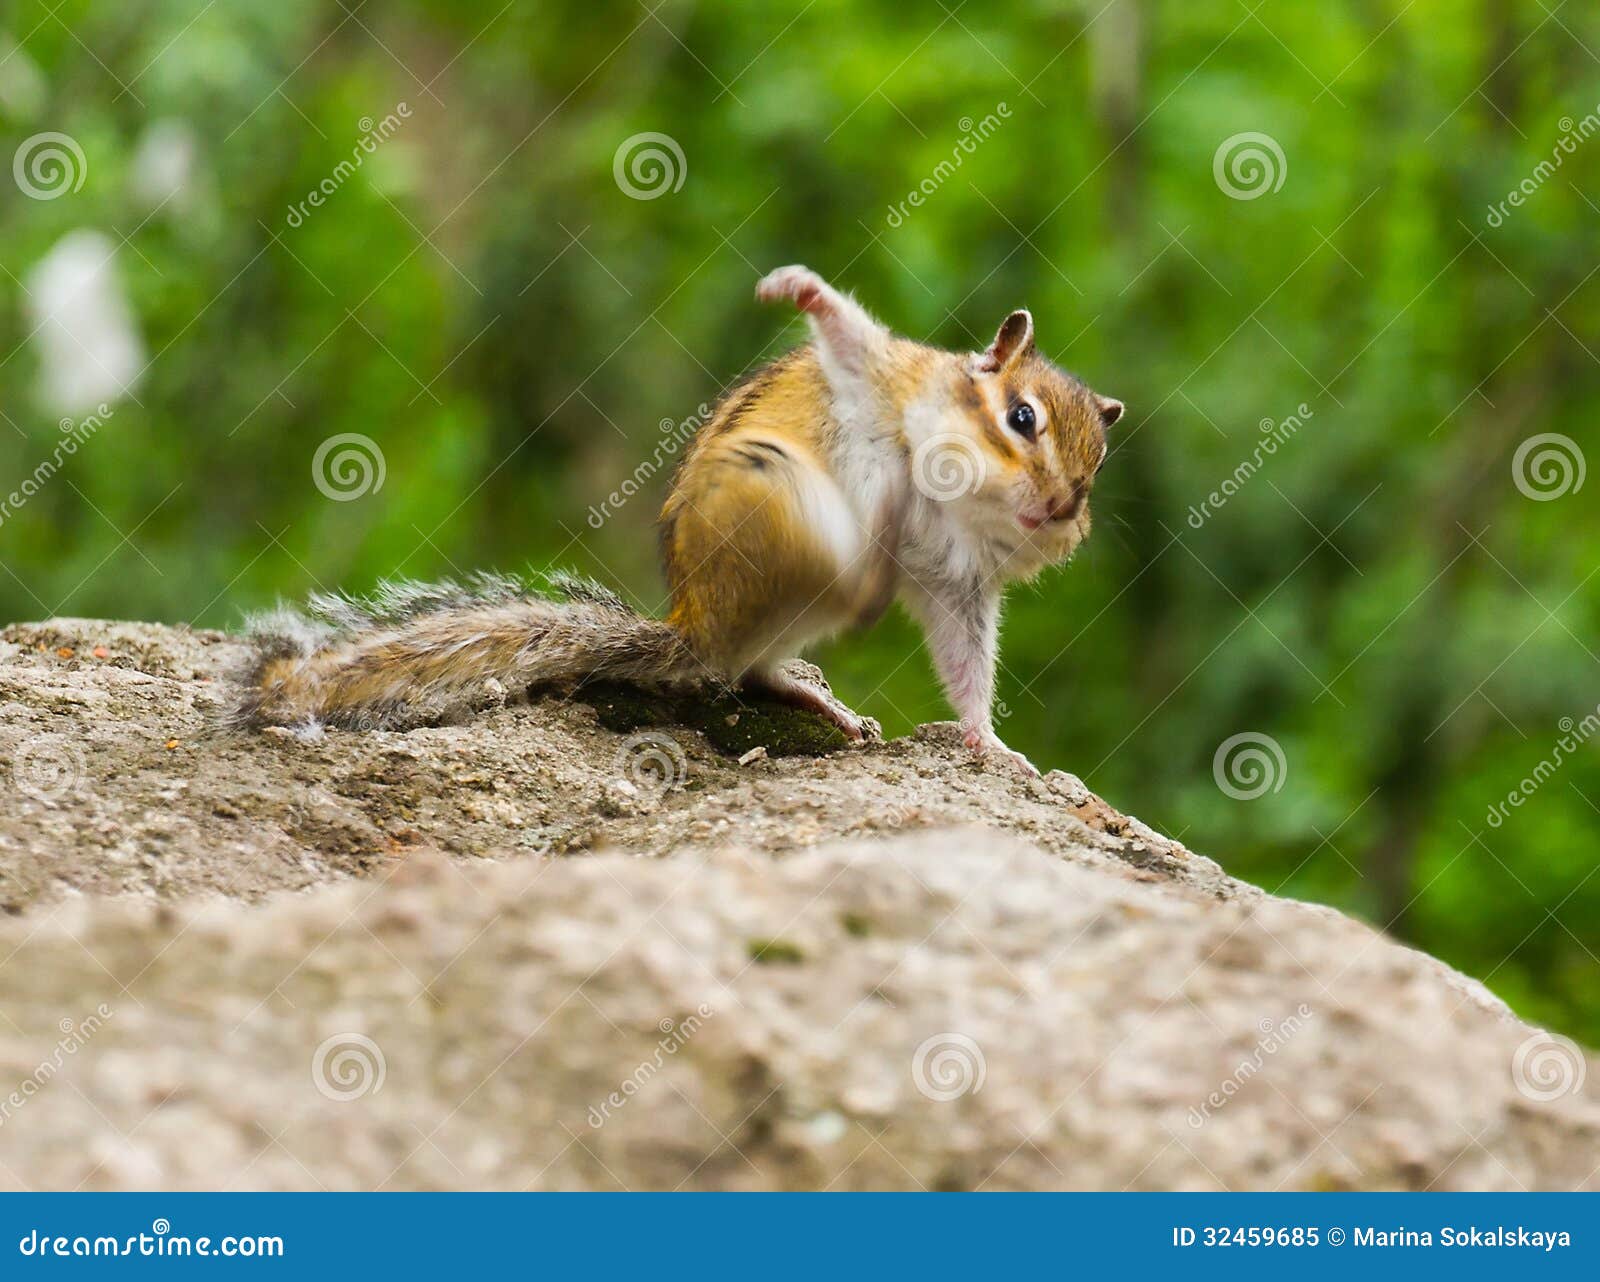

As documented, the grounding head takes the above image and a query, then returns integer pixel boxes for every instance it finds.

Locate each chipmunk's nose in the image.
[1045,490,1082,523]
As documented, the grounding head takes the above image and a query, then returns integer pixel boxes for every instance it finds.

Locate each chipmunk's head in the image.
[926,309,1122,568]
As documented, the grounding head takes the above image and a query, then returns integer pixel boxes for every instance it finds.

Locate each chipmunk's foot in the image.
[756,265,831,316]
[964,725,1040,777]
[746,667,867,743]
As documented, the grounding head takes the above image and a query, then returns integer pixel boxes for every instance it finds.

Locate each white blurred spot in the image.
[130,119,198,213]
[24,230,145,415]
[0,43,46,119]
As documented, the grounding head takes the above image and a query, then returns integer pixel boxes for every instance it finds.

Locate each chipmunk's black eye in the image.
[1006,401,1036,439]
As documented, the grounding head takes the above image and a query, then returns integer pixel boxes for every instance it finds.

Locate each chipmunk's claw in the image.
[964,726,1040,777]
[756,265,827,315]
[747,667,868,743]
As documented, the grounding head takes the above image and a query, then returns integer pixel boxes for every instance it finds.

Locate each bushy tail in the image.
[232,571,703,731]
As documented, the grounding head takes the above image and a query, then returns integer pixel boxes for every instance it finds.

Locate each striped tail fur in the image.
[232,572,703,731]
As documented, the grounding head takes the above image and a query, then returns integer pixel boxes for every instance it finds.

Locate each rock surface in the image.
[0,619,1595,1190]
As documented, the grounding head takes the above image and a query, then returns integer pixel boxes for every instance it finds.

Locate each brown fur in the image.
[235,580,700,730]
[662,347,874,672]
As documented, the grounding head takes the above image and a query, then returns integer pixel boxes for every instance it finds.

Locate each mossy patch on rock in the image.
[576,680,851,758]
[746,937,806,965]
[839,911,873,938]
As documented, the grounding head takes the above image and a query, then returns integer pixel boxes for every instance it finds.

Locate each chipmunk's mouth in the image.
[1017,506,1076,533]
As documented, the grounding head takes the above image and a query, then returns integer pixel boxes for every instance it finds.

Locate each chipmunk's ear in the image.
[1094,394,1124,428]
[974,309,1034,373]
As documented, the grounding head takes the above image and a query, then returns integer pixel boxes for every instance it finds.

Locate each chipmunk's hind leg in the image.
[665,427,883,667]
[743,664,869,743]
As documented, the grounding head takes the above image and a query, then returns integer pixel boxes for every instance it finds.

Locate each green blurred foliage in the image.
[2,1,1597,1037]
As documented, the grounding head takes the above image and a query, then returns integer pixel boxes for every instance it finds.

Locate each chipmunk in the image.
[237,265,1122,774]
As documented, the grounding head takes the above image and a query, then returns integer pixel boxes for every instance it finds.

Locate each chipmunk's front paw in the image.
[963,726,1040,777]
[756,264,827,315]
